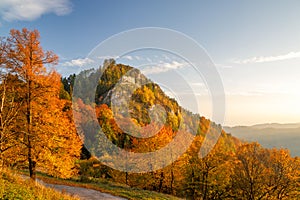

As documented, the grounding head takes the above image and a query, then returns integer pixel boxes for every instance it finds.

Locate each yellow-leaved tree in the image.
[1,28,81,179]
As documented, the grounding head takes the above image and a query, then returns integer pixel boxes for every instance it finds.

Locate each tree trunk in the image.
[27,137,36,180]
[125,172,128,185]
[203,171,209,200]
[170,168,174,194]
[158,171,164,192]
[27,80,35,180]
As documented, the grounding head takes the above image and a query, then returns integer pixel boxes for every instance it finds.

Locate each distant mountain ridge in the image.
[226,122,300,129]
[224,123,300,157]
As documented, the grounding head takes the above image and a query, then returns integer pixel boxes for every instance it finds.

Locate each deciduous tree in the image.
[2,28,81,179]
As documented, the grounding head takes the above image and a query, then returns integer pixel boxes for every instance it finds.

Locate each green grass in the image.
[0,168,79,200]
[30,172,182,200]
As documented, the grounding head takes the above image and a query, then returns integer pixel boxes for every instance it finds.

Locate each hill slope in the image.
[62,60,300,199]
[69,59,241,198]
[72,59,240,154]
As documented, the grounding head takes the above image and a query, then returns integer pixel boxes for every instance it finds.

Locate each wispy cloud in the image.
[146,57,153,63]
[134,56,141,60]
[97,55,119,60]
[0,0,72,21]
[233,51,300,64]
[61,58,94,67]
[142,61,187,75]
[123,55,133,60]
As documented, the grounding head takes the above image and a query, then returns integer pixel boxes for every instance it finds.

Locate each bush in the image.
[78,157,112,180]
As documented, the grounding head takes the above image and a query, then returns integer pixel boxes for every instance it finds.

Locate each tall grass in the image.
[0,168,79,200]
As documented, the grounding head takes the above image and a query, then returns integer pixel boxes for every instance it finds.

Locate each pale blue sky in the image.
[1,0,300,126]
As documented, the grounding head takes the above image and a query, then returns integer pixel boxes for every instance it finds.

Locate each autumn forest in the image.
[1,28,300,199]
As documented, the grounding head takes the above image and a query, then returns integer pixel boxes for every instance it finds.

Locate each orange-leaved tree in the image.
[230,142,300,199]
[3,28,81,179]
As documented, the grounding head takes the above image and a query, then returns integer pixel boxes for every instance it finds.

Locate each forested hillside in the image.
[65,60,300,199]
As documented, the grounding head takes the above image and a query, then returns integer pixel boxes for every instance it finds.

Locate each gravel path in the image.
[21,175,127,200]
[42,181,127,200]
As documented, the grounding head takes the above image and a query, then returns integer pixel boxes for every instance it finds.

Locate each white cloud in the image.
[0,0,72,21]
[61,58,94,67]
[97,55,119,60]
[123,55,133,60]
[162,61,185,69]
[233,51,300,64]
[134,56,141,60]
[142,61,187,75]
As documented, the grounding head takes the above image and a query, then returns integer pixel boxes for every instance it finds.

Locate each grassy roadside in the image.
[0,168,79,200]
[22,172,182,200]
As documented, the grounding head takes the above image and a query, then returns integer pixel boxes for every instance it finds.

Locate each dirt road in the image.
[42,181,127,200]
[21,175,127,200]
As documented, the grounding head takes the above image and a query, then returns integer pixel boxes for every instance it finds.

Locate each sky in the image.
[0,0,300,126]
